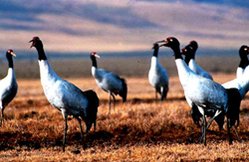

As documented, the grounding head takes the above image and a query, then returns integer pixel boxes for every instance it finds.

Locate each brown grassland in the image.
[0,74,249,161]
[0,57,248,161]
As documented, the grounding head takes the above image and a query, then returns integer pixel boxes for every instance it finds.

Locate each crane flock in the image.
[0,36,248,150]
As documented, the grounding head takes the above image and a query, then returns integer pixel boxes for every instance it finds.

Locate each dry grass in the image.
[0,74,249,161]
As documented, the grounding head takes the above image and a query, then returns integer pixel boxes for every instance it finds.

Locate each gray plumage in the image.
[158,37,240,145]
[90,52,127,113]
[30,37,99,151]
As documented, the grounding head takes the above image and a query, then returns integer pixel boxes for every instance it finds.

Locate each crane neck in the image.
[91,56,98,68]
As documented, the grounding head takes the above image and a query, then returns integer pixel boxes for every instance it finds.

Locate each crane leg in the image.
[81,121,92,150]
[203,114,207,146]
[199,110,222,144]
[206,110,222,130]
[227,118,233,145]
[76,117,84,143]
[199,113,207,145]
[0,109,3,126]
[63,118,68,152]
[233,126,241,142]
[111,94,116,112]
[108,93,112,114]
[62,113,68,152]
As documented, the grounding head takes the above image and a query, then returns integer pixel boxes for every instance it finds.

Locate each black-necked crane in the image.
[90,52,127,114]
[0,49,18,126]
[220,45,249,139]
[148,43,169,101]
[185,44,249,138]
[236,45,249,78]
[157,37,241,145]
[223,45,249,97]
[29,37,99,151]
[181,41,225,130]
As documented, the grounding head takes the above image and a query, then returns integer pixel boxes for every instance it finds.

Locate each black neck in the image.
[153,47,159,57]
[191,51,195,60]
[184,56,191,65]
[173,47,182,60]
[239,56,249,69]
[36,46,47,61]
[184,49,195,65]
[7,55,14,68]
[91,56,98,68]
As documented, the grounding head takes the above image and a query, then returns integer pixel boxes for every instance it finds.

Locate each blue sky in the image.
[0,0,249,53]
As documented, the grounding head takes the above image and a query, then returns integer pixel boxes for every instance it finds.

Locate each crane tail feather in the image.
[119,78,127,102]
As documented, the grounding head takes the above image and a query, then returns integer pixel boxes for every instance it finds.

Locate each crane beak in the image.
[29,39,34,48]
[159,42,168,47]
[10,51,16,57]
[155,40,168,47]
[153,40,168,48]
[95,54,100,58]
[155,40,165,44]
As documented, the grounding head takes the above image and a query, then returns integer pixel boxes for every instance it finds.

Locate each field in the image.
[0,57,249,161]
[0,73,249,161]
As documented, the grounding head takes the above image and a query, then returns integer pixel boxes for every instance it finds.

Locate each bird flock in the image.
[0,36,248,151]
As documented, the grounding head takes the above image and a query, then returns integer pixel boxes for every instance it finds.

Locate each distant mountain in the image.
[0,0,248,53]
